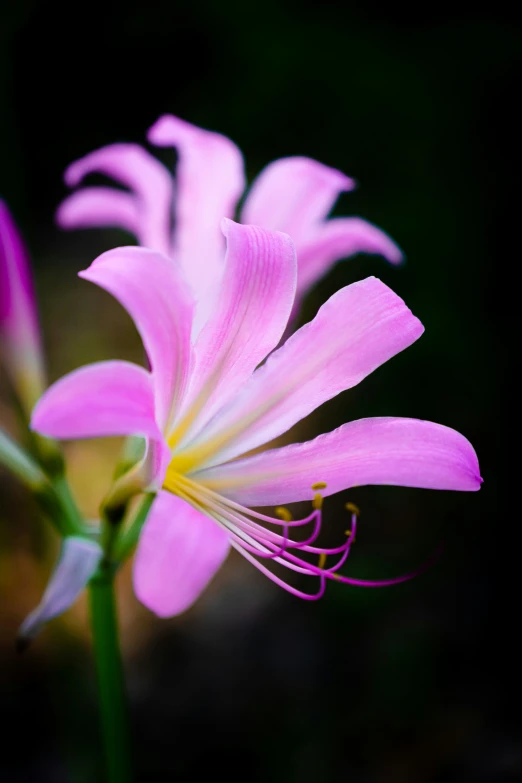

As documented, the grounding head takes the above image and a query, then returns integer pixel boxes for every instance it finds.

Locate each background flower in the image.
[0,201,46,415]
[56,115,402,332]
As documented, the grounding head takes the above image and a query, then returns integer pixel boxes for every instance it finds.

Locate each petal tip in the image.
[220,216,234,236]
[63,160,83,188]
[384,241,405,265]
[29,397,46,434]
[147,114,178,145]
[55,198,78,229]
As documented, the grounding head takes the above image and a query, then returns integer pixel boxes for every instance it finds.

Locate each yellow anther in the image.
[311,481,327,491]
[318,553,327,569]
[344,529,352,537]
[332,572,341,580]
[345,502,360,516]
[275,506,293,522]
[312,493,323,511]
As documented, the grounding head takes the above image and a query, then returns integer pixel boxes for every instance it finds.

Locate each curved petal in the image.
[57,144,173,256]
[18,537,102,647]
[80,247,194,430]
[181,277,423,469]
[196,417,483,506]
[0,200,45,412]
[241,156,355,244]
[133,491,230,617]
[148,114,245,319]
[31,360,161,441]
[296,217,404,299]
[170,220,297,452]
[57,186,139,236]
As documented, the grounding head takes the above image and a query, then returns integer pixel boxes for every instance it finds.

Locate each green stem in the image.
[52,474,89,537]
[89,568,133,783]
[0,426,49,490]
[113,493,156,563]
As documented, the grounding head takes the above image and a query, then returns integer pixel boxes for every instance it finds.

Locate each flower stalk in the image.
[89,565,133,783]
[113,493,156,563]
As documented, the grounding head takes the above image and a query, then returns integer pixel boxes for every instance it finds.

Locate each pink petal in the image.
[57,186,139,235]
[241,156,355,245]
[80,247,194,430]
[296,217,404,299]
[196,417,482,506]
[175,220,296,444]
[31,360,161,441]
[242,158,403,310]
[133,491,230,617]
[0,200,45,411]
[187,276,423,467]
[148,114,245,322]
[57,144,173,256]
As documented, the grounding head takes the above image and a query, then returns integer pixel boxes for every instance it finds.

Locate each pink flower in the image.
[0,201,46,414]
[31,221,481,617]
[56,115,403,330]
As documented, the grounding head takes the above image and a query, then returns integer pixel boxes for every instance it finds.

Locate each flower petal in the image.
[80,247,194,430]
[148,114,245,325]
[296,217,404,299]
[183,277,423,468]
[31,360,160,440]
[241,156,355,245]
[171,220,296,449]
[18,537,102,647]
[196,417,483,506]
[57,144,173,256]
[0,200,46,412]
[57,186,139,236]
[133,491,230,617]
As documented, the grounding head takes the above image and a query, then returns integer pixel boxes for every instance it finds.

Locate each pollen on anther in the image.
[311,481,327,491]
[345,502,360,516]
[318,552,327,569]
[275,506,293,522]
[312,493,323,511]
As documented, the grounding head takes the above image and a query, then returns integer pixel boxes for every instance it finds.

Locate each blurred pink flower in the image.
[31,221,481,617]
[56,115,403,331]
[0,201,46,414]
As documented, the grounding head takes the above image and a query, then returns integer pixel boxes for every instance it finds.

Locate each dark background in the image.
[0,1,518,781]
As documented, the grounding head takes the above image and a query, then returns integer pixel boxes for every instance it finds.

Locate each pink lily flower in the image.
[31,221,481,617]
[0,201,46,414]
[56,114,403,330]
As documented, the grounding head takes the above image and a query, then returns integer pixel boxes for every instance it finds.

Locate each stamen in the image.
[312,493,323,511]
[231,540,327,601]
[164,469,434,601]
[311,481,327,511]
